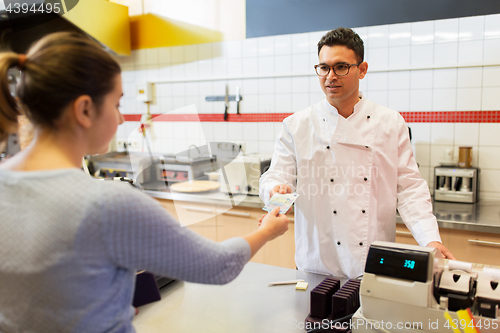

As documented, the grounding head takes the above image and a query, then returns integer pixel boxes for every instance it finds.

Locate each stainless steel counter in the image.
[144,186,500,234]
[132,263,334,333]
[143,187,265,209]
[396,200,500,234]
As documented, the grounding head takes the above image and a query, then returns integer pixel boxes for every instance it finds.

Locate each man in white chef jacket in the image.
[259,27,455,279]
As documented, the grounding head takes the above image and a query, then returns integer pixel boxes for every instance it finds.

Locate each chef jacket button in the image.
[364,177,368,181]
[359,242,363,246]
[326,145,330,149]
[367,115,370,119]
[333,210,337,214]
[330,178,334,182]
[323,118,326,121]
[362,210,366,213]
[337,241,341,245]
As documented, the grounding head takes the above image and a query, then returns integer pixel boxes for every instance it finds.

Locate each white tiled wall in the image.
[410,122,500,200]
[116,14,500,199]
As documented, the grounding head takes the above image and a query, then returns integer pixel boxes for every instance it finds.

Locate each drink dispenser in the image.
[434,167,479,203]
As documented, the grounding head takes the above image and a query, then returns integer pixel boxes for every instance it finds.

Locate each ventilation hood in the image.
[0,0,130,56]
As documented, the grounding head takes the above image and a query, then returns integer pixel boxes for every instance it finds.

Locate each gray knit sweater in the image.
[0,168,251,332]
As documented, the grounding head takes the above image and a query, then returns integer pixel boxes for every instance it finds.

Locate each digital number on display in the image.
[378,257,416,269]
[404,259,416,269]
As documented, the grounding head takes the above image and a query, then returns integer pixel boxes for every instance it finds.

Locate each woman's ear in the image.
[73,95,94,129]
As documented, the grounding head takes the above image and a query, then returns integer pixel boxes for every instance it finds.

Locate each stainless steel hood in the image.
[0,0,130,55]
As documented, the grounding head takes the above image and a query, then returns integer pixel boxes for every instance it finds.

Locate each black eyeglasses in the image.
[314,63,361,77]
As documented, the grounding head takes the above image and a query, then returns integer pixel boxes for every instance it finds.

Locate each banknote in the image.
[262,193,299,214]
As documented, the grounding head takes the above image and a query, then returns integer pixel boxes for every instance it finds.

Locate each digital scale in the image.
[353,241,500,333]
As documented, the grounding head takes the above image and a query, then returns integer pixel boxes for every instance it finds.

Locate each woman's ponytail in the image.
[0,52,23,143]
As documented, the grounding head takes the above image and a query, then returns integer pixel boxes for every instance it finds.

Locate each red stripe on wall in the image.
[123,113,293,122]
[400,111,500,123]
[123,111,500,123]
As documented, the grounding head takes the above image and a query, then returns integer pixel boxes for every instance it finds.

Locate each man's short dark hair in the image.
[317,27,364,63]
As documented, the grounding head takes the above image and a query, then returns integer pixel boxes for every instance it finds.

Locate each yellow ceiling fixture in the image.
[129,13,223,50]
[63,0,131,56]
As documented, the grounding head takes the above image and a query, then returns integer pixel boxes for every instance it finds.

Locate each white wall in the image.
[116,13,500,199]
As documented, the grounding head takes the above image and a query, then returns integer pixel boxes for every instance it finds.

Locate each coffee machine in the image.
[434,167,479,203]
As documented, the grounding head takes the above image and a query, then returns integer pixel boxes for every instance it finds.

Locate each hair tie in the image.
[17,54,26,70]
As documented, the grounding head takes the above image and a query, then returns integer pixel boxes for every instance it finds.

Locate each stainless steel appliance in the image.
[85,151,152,182]
[219,154,272,196]
[154,154,217,184]
[86,150,218,189]
[434,166,479,203]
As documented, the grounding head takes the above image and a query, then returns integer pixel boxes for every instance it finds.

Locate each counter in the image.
[145,186,500,234]
[143,185,264,209]
[132,262,334,333]
[396,200,500,234]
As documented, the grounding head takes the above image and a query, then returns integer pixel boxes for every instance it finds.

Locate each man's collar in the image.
[321,91,364,118]
[321,98,338,115]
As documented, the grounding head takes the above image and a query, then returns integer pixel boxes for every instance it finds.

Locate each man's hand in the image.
[427,241,456,260]
[268,184,293,214]
[269,184,292,198]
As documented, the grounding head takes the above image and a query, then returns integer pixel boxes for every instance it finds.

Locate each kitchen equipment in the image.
[434,166,479,203]
[205,91,243,116]
[139,143,253,192]
[153,154,217,184]
[219,153,272,196]
[85,151,154,185]
[224,84,229,121]
[235,86,241,114]
[170,180,220,193]
[458,146,473,168]
[205,171,220,182]
[439,148,456,166]
[353,241,500,333]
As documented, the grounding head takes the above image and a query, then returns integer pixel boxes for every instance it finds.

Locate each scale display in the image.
[365,245,430,283]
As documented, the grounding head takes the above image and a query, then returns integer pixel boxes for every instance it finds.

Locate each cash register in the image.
[353,241,500,332]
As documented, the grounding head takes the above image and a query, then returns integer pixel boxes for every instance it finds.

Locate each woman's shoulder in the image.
[50,169,156,211]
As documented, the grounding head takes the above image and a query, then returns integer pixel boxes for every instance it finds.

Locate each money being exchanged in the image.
[262,193,299,214]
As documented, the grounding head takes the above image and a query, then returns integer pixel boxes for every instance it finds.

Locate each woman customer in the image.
[0,32,288,332]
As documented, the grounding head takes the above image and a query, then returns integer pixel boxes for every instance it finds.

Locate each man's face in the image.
[318,45,367,109]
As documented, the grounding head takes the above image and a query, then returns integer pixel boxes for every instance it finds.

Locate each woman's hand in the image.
[244,207,289,258]
[258,207,289,241]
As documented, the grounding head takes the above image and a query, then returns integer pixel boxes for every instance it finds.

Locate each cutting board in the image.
[170,180,220,193]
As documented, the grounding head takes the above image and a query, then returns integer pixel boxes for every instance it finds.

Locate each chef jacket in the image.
[259,95,441,279]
